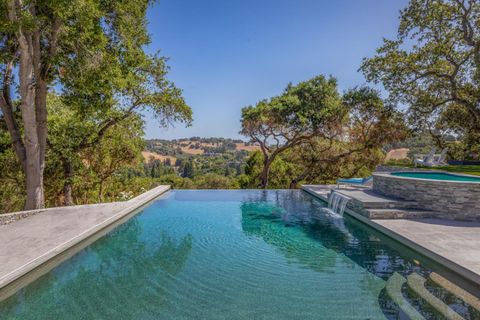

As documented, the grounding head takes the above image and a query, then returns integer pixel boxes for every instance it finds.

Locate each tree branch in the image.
[0,57,27,169]
[78,101,140,149]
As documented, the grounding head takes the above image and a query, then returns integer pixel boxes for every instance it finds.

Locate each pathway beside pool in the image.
[302,184,480,285]
[0,185,170,299]
[374,218,480,282]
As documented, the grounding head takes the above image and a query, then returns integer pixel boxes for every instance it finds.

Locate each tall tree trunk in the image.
[259,157,271,189]
[36,79,48,183]
[19,63,44,210]
[21,93,44,210]
[0,60,27,171]
[62,158,74,206]
[289,171,309,189]
[32,24,47,210]
[98,179,105,203]
[7,1,46,210]
[16,26,44,210]
[289,179,298,189]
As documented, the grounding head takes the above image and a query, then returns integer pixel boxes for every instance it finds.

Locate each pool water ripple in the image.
[0,190,478,320]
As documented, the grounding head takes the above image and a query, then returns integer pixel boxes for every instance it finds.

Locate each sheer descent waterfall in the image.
[328,191,351,215]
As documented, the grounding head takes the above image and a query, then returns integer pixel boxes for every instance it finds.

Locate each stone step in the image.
[407,273,464,320]
[366,208,433,219]
[335,189,420,210]
[361,199,420,210]
[429,273,480,312]
[385,273,425,320]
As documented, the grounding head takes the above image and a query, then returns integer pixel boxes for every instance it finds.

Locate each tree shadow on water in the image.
[0,218,193,320]
[238,190,432,319]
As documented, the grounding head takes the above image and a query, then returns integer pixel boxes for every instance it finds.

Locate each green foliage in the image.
[241,151,262,188]
[381,161,480,177]
[191,173,240,189]
[435,165,480,176]
[181,160,196,178]
[144,138,250,179]
[0,90,188,212]
[1,0,192,210]
[361,0,480,159]
[241,140,386,189]
[384,158,414,167]
[240,151,297,188]
[145,160,175,178]
[40,95,147,206]
[0,129,24,212]
[240,75,347,188]
[240,79,407,188]
[154,173,240,190]
[240,75,344,144]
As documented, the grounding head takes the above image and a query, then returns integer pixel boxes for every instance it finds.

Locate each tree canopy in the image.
[361,0,480,159]
[240,85,407,189]
[240,75,345,188]
[240,75,406,189]
[0,0,191,209]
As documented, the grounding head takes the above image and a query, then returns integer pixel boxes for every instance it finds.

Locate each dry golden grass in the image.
[385,148,409,160]
[235,143,260,152]
[141,151,177,164]
[180,146,204,155]
[144,141,259,160]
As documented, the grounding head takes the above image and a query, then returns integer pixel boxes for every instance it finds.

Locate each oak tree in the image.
[1,1,191,209]
[240,75,344,188]
[361,0,480,158]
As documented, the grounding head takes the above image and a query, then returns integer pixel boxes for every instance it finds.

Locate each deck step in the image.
[366,208,433,219]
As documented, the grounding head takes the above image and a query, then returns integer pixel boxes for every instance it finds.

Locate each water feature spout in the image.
[328,191,351,215]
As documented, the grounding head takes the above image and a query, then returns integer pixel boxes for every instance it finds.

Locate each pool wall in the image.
[373,173,480,221]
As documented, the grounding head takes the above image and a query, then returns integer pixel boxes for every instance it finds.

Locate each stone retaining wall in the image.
[375,165,431,173]
[373,173,480,221]
[0,210,45,225]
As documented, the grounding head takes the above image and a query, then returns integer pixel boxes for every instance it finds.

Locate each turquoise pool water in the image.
[392,171,480,182]
[0,190,478,319]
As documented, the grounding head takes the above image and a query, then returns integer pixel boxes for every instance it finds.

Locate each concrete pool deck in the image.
[302,185,480,286]
[0,185,170,300]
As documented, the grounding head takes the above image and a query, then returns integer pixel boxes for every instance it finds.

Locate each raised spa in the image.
[373,172,480,220]
[391,171,480,182]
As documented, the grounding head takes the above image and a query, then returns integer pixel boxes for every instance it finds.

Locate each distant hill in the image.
[143,138,260,177]
[141,151,177,164]
[144,137,260,160]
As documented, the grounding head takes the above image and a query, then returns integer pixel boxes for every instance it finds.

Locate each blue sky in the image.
[144,0,408,140]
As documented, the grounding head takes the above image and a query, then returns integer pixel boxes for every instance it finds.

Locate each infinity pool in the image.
[392,171,480,182]
[0,190,478,319]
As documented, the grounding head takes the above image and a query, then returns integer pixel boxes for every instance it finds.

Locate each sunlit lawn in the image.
[434,165,480,176]
[384,160,480,176]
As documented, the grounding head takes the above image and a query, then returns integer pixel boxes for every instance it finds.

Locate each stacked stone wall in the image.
[373,174,480,221]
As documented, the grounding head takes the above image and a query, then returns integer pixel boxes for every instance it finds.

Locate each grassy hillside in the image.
[143,138,260,185]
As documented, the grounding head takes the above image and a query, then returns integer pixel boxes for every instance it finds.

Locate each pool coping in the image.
[301,185,480,286]
[0,185,170,301]
[374,171,480,184]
